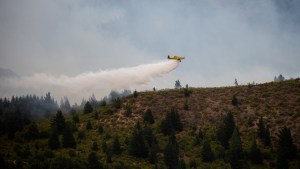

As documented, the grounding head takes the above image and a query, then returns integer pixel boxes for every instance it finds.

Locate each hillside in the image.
[0,79,299,168]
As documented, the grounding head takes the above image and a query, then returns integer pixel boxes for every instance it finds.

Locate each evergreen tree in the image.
[129,122,148,158]
[264,127,271,146]
[148,141,157,164]
[133,90,138,98]
[113,97,122,109]
[228,128,244,169]
[48,126,60,150]
[257,117,271,146]
[124,103,132,117]
[249,139,262,164]
[257,117,266,139]
[84,101,93,114]
[161,108,183,135]
[98,125,104,134]
[51,110,66,134]
[143,125,156,146]
[216,112,235,149]
[87,152,103,169]
[194,129,204,146]
[183,100,189,110]
[72,113,79,124]
[179,159,186,169]
[276,127,297,169]
[94,111,99,120]
[202,140,214,162]
[232,95,238,106]
[143,109,155,124]
[112,136,121,155]
[164,133,179,169]
[91,141,98,151]
[25,122,39,140]
[62,124,76,148]
[86,121,92,130]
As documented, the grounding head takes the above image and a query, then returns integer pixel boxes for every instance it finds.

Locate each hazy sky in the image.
[1,0,300,96]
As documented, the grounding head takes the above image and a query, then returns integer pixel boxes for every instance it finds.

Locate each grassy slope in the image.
[0,79,299,168]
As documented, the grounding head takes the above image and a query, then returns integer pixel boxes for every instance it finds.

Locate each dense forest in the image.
[0,79,299,169]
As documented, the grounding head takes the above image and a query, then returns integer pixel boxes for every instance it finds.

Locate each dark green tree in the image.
[124,103,132,117]
[113,97,122,109]
[183,100,189,110]
[72,113,79,124]
[194,129,204,146]
[98,125,104,134]
[257,117,266,139]
[48,126,60,150]
[86,120,92,130]
[232,95,238,106]
[24,122,39,140]
[164,133,179,169]
[94,111,99,120]
[257,117,271,146]
[87,152,103,169]
[51,110,66,134]
[202,140,214,162]
[112,136,121,155]
[129,122,148,158]
[228,128,244,169]
[84,101,93,114]
[276,127,297,169]
[264,127,271,146]
[133,90,138,98]
[62,124,76,148]
[143,109,155,124]
[91,141,98,151]
[143,125,156,146]
[161,108,183,135]
[249,139,262,164]
[216,112,235,149]
[179,159,186,169]
[148,141,157,164]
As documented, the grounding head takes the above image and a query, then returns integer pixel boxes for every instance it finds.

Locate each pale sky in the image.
[1,0,300,99]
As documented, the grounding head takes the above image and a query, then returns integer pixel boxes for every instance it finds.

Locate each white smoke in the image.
[0,60,179,103]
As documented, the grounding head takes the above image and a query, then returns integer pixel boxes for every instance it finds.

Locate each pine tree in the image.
[232,95,238,106]
[112,136,121,155]
[202,140,214,162]
[164,133,179,169]
[86,121,92,130]
[143,125,156,146]
[148,141,157,164]
[84,101,93,114]
[62,124,76,148]
[264,127,271,146]
[216,112,235,149]
[276,127,297,169]
[87,152,103,169]
[113,97,122,109]
[143,109,154,124]
[257,117,266,139]
[25,122,39,140]
[133,90,138,98]
[51,110,66,134]
[228,128,244,169]
[249,139,262,164]
[72,113,79,124]
[91,141,98,151]
[124,103,132,117]
[98,125,103,134]
[48,126,60,150]
[129,122,148,158]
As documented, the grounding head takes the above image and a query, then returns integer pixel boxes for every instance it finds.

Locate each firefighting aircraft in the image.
[167,55,185,62]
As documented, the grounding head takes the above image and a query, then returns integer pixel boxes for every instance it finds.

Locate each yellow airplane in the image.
[167,55,185,62]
